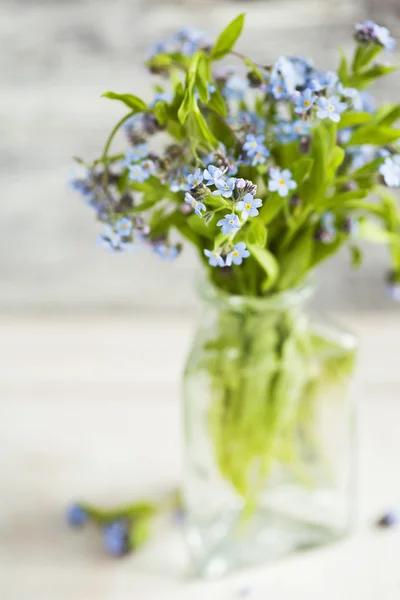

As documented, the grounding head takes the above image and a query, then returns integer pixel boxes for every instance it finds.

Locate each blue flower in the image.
[66,504,88,527]
[128,164,149,182]
[355,20,396,51]
[251,146,269,166]
[217,213,241,235]
[213,177,237,198]
[225,242,250,266]
[185,192,206,216]
[151,91,173,107]
[223,75,248,100]
[98,225,122,252]
[243,134,265,158]
[124,144,148,166]
[204,249,225,267]
[186,168,203,189]
[236,194,263,220]
[268,168,297,197]
[379,156,400,187]
[203,165,224,186]
[343,215,359,238]
[154,244,179,260]
[270,56,297,97]
[115,217,133,236]
[292,119,312,137]
[273,121,298,144]
[141,159,156,177]
[269,77,288,100]
[103,521,129,557]
[316,212,336,244]
[316,95,347,123]
[294,89,316,114]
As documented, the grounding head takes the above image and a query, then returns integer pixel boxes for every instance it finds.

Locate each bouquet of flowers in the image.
[70,15,400,565]
[71,15,400,299]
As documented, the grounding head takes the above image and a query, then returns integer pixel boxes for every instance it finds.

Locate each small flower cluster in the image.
[149,27,212,60]
[355,20,396,51]
[379,155,400,188]
[71,15,400,299]
[66,502,153,558]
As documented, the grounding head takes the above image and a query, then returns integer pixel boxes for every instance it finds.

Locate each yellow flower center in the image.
[304,99,310,107]
[213,252,218,258]
[193,200,198,206]
[328,104,334,112]
[245,203,252,210]
[233,250,239,257]
[193,179,198,186]
[279,179,285,185]
[225,184,230,190]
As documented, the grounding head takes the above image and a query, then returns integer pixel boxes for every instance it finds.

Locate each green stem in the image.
[101,111,136,188]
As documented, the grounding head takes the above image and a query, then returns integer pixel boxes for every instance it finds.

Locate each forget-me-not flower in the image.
[186,168,203,189]
[243,134,265,158]
[124,144,148,166]
[115,217,133,237]
[251,146,269,166]
[203,165,224,186]
[217,213,241,235]
[225,242,250,266]
[204,249,225,267]
[268,168,297,197]
[292,119,312,137]
[98,225,122,252]
[236,194,263,220]
[141,159,156,177]
[294,89,316,114]
[184,192,206,216]
[379,156,400,187]
[214,177,237,198]
[154,244,179,260]
[316,95,347,123]
[129,164,149,182]
[355,20,396,51]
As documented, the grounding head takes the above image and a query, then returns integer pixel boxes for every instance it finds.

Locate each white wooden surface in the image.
[1,314,400,599]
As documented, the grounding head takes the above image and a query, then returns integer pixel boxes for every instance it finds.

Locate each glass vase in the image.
[182,280,357,577]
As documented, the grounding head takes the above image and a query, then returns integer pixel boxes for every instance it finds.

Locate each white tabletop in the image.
[1,313,400,600]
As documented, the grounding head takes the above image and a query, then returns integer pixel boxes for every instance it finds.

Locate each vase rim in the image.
[198,275,315,312]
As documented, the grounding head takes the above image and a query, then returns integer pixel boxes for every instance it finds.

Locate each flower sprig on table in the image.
[71,15,400,299]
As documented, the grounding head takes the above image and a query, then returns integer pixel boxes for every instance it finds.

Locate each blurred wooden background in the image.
[1,0,400,312]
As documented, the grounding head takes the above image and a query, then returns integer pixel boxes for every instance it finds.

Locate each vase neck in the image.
[198,277,314,315]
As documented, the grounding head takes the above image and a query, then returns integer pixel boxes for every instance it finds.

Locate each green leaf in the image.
[101,92,148,112]
[348,126,400,146]
[350,245,363,269]
[187,214,215,239]
[211,13,246,60]
[178,90,193,124]
[353,65,398,90]
[302,123,330,202]
[196,55,211,103]
[352,43,382,73]
[193,107,218,146]
[245,219,267,248]
[153,101,168,126]
[247,245,279,292]
[276,230,314,291]
[259,193,283,224]
[208,88,227,117]
[337,47,349,84]
[369,103,400,127]
[358,220,400,244]
[291,157,314,186]
[339,111,371,128]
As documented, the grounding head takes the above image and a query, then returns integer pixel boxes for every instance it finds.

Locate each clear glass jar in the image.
[182,280,357,577]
